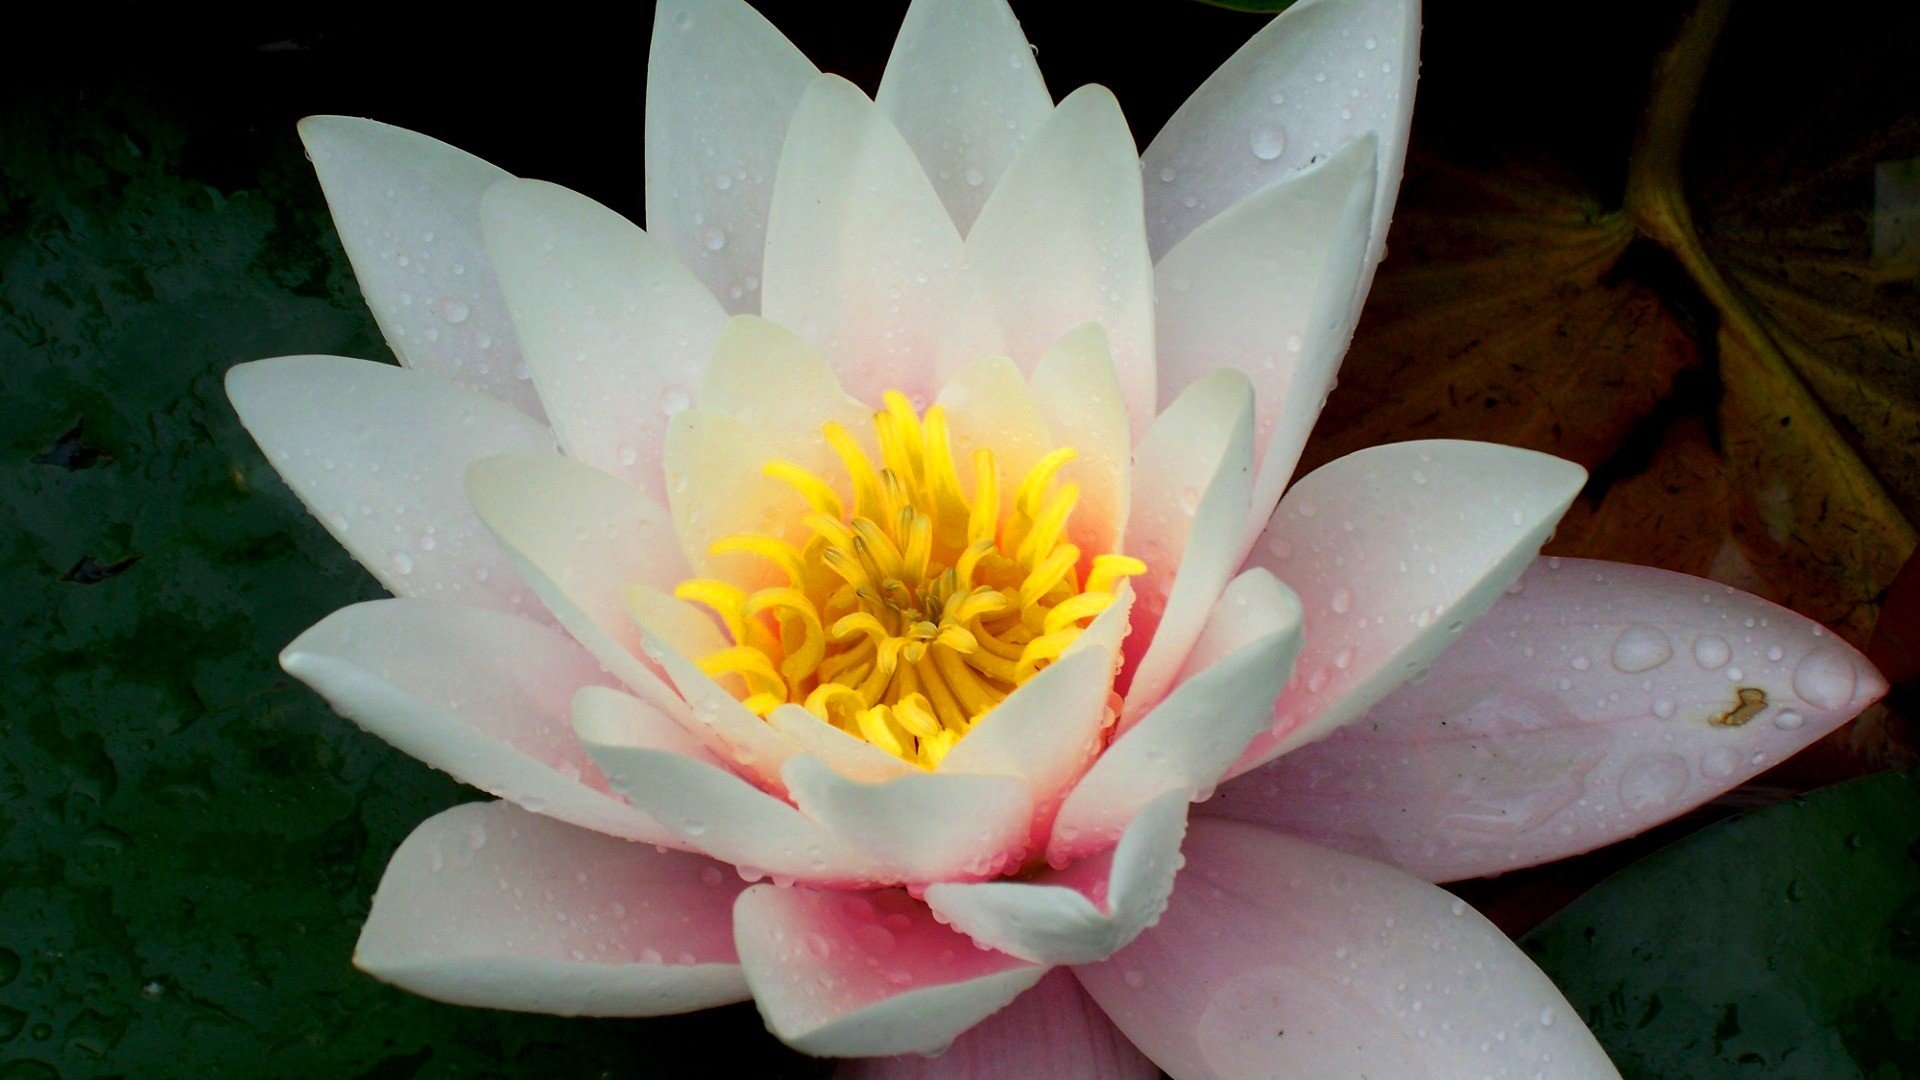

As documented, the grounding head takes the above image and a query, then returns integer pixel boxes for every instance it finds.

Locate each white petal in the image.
[226,355,551,616]
[939,86,1155,436]
[697,315,872,460]
[296,117,543,418]
[480,178,727,500]
[572,684,724,768]
[623,584,803,794]
[1053,569,1301,862]
[645,0,817,311]
[1074,820,1620,1079]
[925,790,1189,965]
[1027,323,1132,556]
[734,884,1047,1057]
[1154,137,1378,553]
[1120,369,1256,728]
[768,704,921,783]
[283,600,669,842]
[839,968,1158,1080]
[1208,557,1889,881]
[574,703,879,886]
[763,75,964,403]
[662,405,826,590]
[876,0,1053,233]
[939,588,1134,830]
[783,756,1033,882]
[1142,0,1419,274]
[356,800,748,1016]
[935,355,1056,511]
[464,453,688,710]
[1231,440,1586,776]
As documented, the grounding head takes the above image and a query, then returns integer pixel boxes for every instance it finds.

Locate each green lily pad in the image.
[1521,770,1920,1078]
[0,82,818,1079]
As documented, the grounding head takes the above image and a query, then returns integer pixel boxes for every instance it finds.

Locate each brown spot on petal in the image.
[1711,687,1768,727]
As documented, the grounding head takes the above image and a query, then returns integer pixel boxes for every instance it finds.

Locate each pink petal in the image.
[1153,137,1378,557]
[875,0,1053,234]
[282,600,668,842]
[295,117,544,419]
[1121,369,1256,728]
[1075,820,1619,1079]
[1053,569,1300,862]
[464,453,690,712]
[733,883,1046,1057]
[783,757,1033,883]
[1207,557,1891,881]
[764,76,965,404]
[226,356,553,617]
[838,968,1156,1080]
[925,790,1189,966]
[480,178,727,502]
[356,800,747,1016]
[938,86,1156,437]
[573,694,881,886]
[1231,440,1586,778]
[645,0,817,312]
[1142,0,1419,276]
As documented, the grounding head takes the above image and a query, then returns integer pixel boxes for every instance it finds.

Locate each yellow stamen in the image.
[673,390,1147,768]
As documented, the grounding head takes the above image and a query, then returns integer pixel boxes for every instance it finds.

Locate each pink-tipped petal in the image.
[1231,440,1586,777]
[282,600,667,842]
[1207,557,1891,881]
[782,757,1033,883]
[573,701,880,887]
[925,789,1189,966]
[1053,570,1301,862]
[295,117,543,418]
[645,0,817,311]
[226,356,553,616]
[837,968,1157,1080]
[355,800,747,1016]
[876,0,1053,234]
[763,75,964,404]
[1142,0,1419,275]
[464,454,689,711]
[939,86,1155,437]
[480,179,726,501]
[1121,369,1256,728]
[1154,137,1378,555]
[733,883,1046,1057]
[1075,820,1620,1079]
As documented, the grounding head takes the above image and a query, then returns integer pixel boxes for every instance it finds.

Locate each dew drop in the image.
[1330,587,1353,615]
[661,385,692,416]
[703,228,727,251]
[963,166,985,187]
[1249,125,1287,161]
[1617,752,1688,811]
[1773,708,1804,731]
[1610,624,1672,673]
[1791,646,1857,709]
[1691,634,1731,669]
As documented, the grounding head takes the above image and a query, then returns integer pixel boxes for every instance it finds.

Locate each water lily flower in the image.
[225,0,1887,1075]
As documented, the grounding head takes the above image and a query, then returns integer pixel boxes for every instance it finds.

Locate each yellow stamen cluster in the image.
[675,391,1144,769]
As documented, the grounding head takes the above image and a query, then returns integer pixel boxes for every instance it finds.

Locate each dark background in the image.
[4,1,1915,1077]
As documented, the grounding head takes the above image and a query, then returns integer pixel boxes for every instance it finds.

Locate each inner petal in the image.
[673,390,1144,770]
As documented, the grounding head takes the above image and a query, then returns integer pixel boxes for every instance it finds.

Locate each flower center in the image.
[673,391,1143,769]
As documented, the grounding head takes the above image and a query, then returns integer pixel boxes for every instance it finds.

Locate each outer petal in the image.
[481,179,727,500]
[733,883,1046,1057]
[465,454,689,710]
[939,86,1156,436]
[1231,440,1587,776]
[355,800,748,1016]
[838,968,1157,1080]
[782,757,1034,883]
[1207,557,1890,881]
[1141,0,1418,275]
[296,117,543,417]
[1027,323,1132,557]
[574,697,879,886]
[1074,820,1620,1080]
[645,0,817,311]
[763,75,964,403]
[1053,569,1301,862]
[1154,137,1378,553]
[875,0,1053,234]
[1120,369,1256,728]
[226,356,552,616]
[283,600,669,843]
[925,790,1190,966]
